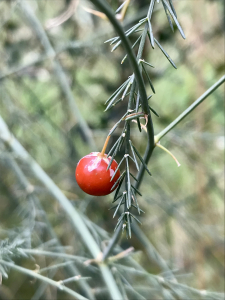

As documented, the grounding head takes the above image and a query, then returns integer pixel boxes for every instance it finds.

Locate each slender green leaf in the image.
[110,156,125,182]
[112,171,126,195]
[115,0,128,13]
[113,172,126,201]
[113,195,125,218]
[126,213,132,238]
[130,213,142,225]
[137,118,142,132]
[149,105,159,117]
[121,35,142,64]
[154,38,177,69]
[131,189,140,215]
[114,214,124,232]
[142,63,155,94]
[126,157,132,209]
[168,0,177,17]
[147,19,154,48]
[131,184,142,196]
[105,79,129,105]
[161,0,186,39]
[129,172,138,181]
[129,140,140,171]
[131,141,152,176]
[131,204,145,214]
[107,136,122,157]
[135,91,140,112]
[140,59,154,68]
[147,94,153,101]
[162,0,174,32]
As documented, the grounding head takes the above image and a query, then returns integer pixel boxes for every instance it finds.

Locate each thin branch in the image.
[0,260,88,300]
[0,115,122,300]
[89,0,155,151]
[18,1,96,150]
[1,154,95,300]
[155,75,225,142]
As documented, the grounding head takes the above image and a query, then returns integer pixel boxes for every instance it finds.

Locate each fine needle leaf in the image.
[154,38,177,69]
[147,19,154,48]
[110,156,125,182]
[149,105,159,117]
[131,204,145,214]
[114,213,125,232]
[126,213,132,238]
[132,142,152,176]
[130,141,151,175]
[130,213,142,225]
[113,194,125,218]
[126,157,132,209]
[161,0,186,39]
[162,0,174,32]
[129,140,140,171]
[105,81,130,110]
[115,0,128,13]
[137,118,142,132]
[107,134,126,170]
[111,21,146,51]
[105,79,129,105]
[107,136,122,157]
[121,35,142,64]
[108,111,129,136]
[122,76,134,99]
[113,172,126,201]
[112,193,124,204]
[135,91,140,113]
[140,59,154,68]
[129,172,137,181]
[131,184,142,196]
[131,189,140,215]
[168,0,177,18]
[104,36,118,44]
[142,63,155,94]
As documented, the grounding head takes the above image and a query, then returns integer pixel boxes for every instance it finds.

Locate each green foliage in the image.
[0,0,224,299]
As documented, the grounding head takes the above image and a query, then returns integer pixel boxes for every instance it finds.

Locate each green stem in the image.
[0,260,88,300]
[155,75,225,142]
[0,115,122,300]
[19,1,96,150]
[102,223,123,261]
[90,0,155,152]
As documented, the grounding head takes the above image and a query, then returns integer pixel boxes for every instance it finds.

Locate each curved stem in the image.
[155,75,225,142]
[19,1,96,151]
[93,0,156,260]
[89,0,155,153]
[0,260,88,300]
[102,223,123,261]
[0,115,122,300]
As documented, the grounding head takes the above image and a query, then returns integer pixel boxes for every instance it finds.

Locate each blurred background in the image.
[0,0,224,299]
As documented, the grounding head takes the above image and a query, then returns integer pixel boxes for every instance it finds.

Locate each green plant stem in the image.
[102,223,123,261]
[95,0,156,261]
[90,0,155,152]
[0,260,88,300]
[1,155,95,299]
[131,222,177,281]
[155,75,225,142]
[18,1,96,150]
[0,116,122,300]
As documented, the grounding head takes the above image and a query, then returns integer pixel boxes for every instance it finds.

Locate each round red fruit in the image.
[75,152,120,196]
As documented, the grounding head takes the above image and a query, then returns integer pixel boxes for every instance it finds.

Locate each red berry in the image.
[75,152,120,196]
